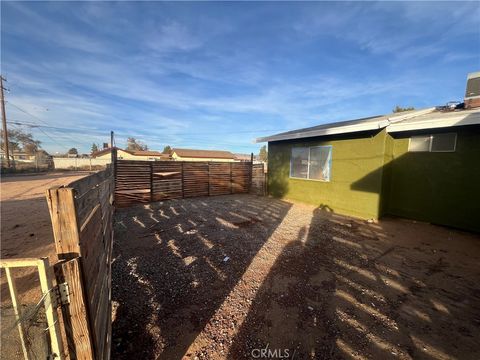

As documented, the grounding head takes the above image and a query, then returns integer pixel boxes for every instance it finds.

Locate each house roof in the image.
[234,153,253,161]
[91,147,120,158]
[0,149,29,155]
[172,148,236,159]
[256,107,480,142]
[92,147,167,158]
[129,150,166,157]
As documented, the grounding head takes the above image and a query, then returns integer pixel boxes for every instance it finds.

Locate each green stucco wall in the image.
[268,126,480,232]
[268,130,388,219]
[386,126,480,232]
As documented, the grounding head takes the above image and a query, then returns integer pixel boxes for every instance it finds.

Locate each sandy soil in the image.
[112,194,480,360]
[1,172,87,267]
[0,172,87,359]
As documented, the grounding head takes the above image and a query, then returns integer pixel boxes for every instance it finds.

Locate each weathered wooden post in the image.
[250,152,254,193]
[150,162,154,202]
[46,187,95,359]
[230,162,233,194]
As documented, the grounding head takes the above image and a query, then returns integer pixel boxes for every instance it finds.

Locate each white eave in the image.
[255,108,436,143]
[386,109,480,133]
[255,121,383,143]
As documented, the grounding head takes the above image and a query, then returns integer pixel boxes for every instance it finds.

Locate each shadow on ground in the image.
[112,195,480,360]
[228,208,480,359]
[111,194,292,359]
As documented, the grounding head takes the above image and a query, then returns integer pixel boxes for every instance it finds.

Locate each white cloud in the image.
[3,1,477,154]
[145,21,203,52]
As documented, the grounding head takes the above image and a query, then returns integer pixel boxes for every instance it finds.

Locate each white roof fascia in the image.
[255,121,382,143]
[386,112,480,133]
[255,108,435,143]
[386,107,436,123]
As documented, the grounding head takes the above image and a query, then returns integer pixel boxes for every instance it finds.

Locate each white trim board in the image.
[386,112,480,133]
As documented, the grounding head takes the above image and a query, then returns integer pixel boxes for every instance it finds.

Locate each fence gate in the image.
[46,166,115,360]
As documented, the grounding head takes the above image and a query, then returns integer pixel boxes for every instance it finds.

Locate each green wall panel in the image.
[267,125,480,232]
[386,126,480,232]
[268,130,388,219]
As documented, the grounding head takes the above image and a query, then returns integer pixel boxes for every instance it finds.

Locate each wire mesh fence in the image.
[0,259,63,360]
[1,268,50,359]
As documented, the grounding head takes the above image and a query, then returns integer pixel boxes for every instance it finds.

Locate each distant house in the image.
[234,153,264,162]
[171,148,237,162]
[234,153,252,162]
[92,147,169,161]
[0,150,35,162]
[257,73,480,232]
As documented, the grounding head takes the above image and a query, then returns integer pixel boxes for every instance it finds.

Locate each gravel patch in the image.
[112,194,480,360]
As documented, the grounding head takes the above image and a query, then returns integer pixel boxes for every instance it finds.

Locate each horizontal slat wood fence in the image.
[115,160,265,207]
[46,165,114,360]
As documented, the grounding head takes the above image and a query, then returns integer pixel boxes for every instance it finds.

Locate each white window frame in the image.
[289,145,332,182]
[408,133,457,153]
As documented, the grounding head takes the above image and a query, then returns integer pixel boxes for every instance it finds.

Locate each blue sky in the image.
[1,1,479,155]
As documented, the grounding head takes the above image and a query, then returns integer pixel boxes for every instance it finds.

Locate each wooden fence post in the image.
[181,162,185,198]
[150,162,153,202]
[250,153,254,193]
[112,148,117,182]
[230,162,233,194]
[56,259,95,360]
[46,187,95,359]
[264,163,267,196]
[46,187,81,259]
[208,162,211,196]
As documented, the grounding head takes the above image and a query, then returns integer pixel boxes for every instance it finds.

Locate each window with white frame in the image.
[290,146,332,181]
[408,133,457,152]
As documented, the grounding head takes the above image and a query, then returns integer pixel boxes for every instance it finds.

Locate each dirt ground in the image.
[1,172,87,262]
[112,194,480,360]
[0,172,87,359]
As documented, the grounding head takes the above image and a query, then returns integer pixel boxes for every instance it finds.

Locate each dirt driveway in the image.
[112,194,480,360]
[1,172,87,258]
[1,172,87,359]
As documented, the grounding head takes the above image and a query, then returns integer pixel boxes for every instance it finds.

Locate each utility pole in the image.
[1,75,10,168]
[110,130,117,179]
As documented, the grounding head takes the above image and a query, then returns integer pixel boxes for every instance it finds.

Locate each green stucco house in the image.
[257,107,480,232]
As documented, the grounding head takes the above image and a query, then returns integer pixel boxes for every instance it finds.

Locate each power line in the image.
[8,118,287,137]
[6,118,270,152]
[5,101,273,151]
[7,120,259,150]
[35,128,71,152]
[6,102,291,136]
[5,103,96,145]
[6,120,72,152]
[8,120,260,147]
[6,101,52,127]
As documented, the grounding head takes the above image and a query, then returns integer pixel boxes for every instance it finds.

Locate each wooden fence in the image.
[115,160,265,207]
[46,166,114,360]
[40,159,265,358]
